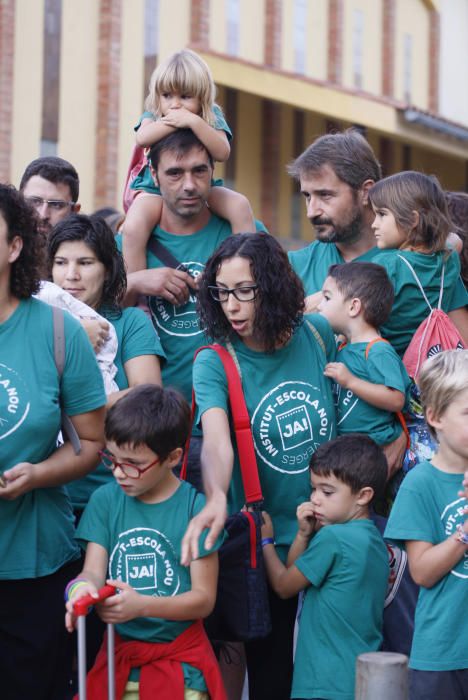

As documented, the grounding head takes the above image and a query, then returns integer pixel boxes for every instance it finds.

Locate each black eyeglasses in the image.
[99,450,160,479]
[208,285,258,302]
[26,196,74,212]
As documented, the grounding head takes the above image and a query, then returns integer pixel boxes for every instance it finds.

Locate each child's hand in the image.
[65,581,99,633]
[261,512,274,540]
[323,362,353,388]
[96,580,144,624]
[296,502,318,538]
[161,107,198,130]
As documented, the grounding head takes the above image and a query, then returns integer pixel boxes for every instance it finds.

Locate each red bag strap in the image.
[181,344,264,506]
[365,338,410,449]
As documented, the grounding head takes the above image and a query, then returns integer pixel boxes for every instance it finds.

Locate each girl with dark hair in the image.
[183,233,337,700]
[48,213,165,513]
[0,185,106,698]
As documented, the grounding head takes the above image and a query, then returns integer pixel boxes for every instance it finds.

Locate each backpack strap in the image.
[396,254,434,311]
[52,306,82,455]
[181,344,264,507]
[147,237,192,276]
[365,337,410,448]
[306,320,326,355]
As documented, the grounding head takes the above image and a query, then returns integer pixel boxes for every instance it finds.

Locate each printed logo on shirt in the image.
[0,364,30,440]
[251,381,333,474]
[441,497,468,579]
[335,385,360,426]
[109,527,180,595]
[149,261,204,337]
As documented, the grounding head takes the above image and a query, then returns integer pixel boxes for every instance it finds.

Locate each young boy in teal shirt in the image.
[261,434,389,700]
[386,350,468,700]
[318,262,410,475]
[65,385,226,700]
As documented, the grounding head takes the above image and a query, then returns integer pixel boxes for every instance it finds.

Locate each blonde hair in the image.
[369,171,452,253]
[419,350,468,438]
[145,49,218,125]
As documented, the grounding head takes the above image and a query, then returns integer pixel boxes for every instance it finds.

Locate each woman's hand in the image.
[181,493,227,566]
[0,462,36,500]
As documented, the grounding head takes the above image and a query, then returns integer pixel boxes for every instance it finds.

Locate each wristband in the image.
[455,524,468,545]
[64,577,89,602]
[261,537,275,548]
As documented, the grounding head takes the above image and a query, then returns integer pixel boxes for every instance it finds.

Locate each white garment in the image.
[35,281,118,395]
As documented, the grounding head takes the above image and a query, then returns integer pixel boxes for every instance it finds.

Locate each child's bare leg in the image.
[122,193,163,274]
[218,641,246,700]
[208,187,255,234]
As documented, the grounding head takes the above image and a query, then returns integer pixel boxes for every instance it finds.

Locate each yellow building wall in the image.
[342,0,383,95]
[410,147,466,190]
[59,0,100,212]
[11,0,44,188]
[395,0,430,109]
[158,0,191,60]
[240,0,265,64]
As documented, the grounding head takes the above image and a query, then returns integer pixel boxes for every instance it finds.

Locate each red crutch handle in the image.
[73,584,117,617]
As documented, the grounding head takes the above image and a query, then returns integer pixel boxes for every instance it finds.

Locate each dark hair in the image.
[369,171,450,253]
[148,128,214,172]
[197,233,305,352]
[47,213,126,313]
[327,262,394,328]
[19,156,80,202]
[287,129,381,190]
[445,191,468,288]
[0,184,45,298]
[105,385,191,460]
[310,434,387,502]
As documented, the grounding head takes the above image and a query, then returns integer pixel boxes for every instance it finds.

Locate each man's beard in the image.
[312,203,364,245]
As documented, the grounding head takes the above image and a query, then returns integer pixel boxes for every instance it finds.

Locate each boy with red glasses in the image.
[65,384,226,700]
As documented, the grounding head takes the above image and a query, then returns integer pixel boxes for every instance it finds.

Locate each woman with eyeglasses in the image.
[0,185,106,699]
[182,233,337,700]
[48,213,165,516]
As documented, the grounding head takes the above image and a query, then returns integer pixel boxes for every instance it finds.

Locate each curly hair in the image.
[0,184,45,298]
[47,213,127,315]
[197,233,305,352]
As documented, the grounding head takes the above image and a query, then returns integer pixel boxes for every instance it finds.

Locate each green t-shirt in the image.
[373,249,468,356]
[67,306,166,510]
[0,298,106,579]
[288,240,380,295]
[131,105,232,194]
[385,461,468,671]
[192,314,337,560]
[292,519,388,700]
[77,479,224,691]
[333,340,410,445]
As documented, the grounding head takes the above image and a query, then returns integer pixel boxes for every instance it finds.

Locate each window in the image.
[352,9,364,89]
[293,0,307,74]
[403,33,412,103]
[226,0,240,56]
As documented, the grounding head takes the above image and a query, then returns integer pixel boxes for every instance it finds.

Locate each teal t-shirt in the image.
[288,240,380,295]
[385,461,468,671]
[0,298,106,579]
[77,479,224,691]
[333,340,410,445]
[67,306,166,509]
[131,105,232,194]
[292,520,388,700]
[192,314,337,560]
[373,249,468,356]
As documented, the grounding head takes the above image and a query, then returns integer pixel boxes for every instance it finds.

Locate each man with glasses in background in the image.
[20,156,81,237]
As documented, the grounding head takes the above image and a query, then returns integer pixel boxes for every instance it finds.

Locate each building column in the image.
[0,0,15,182]
[428,10,440,113]
[327,0,343,84]
[381,0,395,98]
[260,100,281,236]
[190,0,210,46]
[94,0,121,210]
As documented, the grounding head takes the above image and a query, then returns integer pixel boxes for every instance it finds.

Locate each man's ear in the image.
[149,163,159,189]
[72,203,81,214]
[360,179,375,207]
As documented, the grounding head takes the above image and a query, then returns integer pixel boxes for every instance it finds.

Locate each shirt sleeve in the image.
[120,308,166,364]
[134,110,156,132]
[304,313,337,362]
[367,343,410,393]
[192,348,230,427]
[295,527,340,587]
[212,104,232,141]
[61,311,106,416]
[77,486,112,552]
[384,471,439,547]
